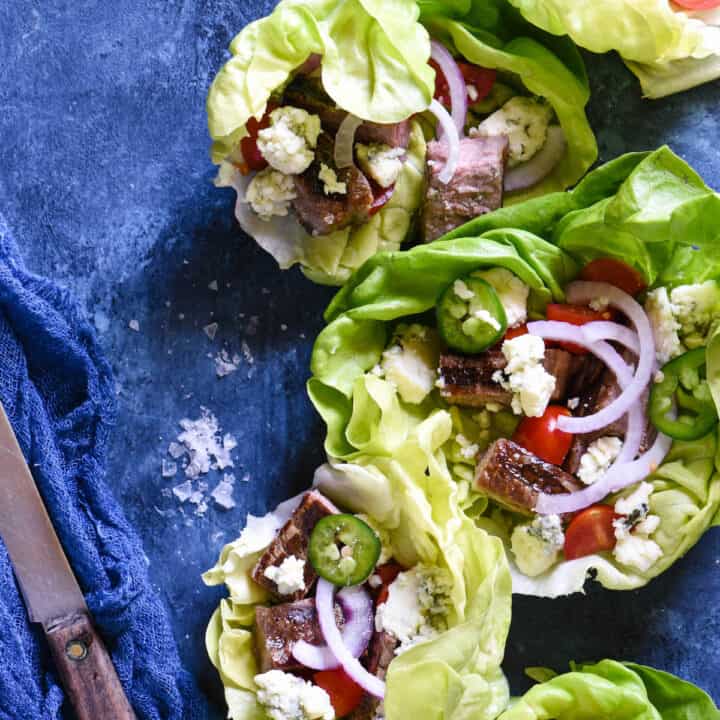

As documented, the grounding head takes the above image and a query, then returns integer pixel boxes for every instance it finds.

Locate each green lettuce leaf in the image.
[504,0,720,98]
[499,660,719,720]
[308,148,720,596]
[203,411,512,720]
[420,1,597,201]
[207,0,434,162]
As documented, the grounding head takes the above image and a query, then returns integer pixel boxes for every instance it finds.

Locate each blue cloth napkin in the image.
[0,215,207,720]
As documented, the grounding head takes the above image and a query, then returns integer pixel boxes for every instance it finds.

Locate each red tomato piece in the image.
[429,58,451,106]
[673,0,720,8]
[512,405,573,465]
[374,562,402,606]
[546,303,614,354]
[579,258,647,296]
[368,181,396,216]
[313,669,365,717]
[239,104,277,174]
[459,62,496,103]
[504,323,528,341]
[563,504,617,560]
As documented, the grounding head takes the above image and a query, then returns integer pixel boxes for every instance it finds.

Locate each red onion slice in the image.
[335,114,364,168]
[430,40,467,136]
[316,579,386,698]
[555,283,655,435]
[292,585,374,670]
[535,431,672,515]
[429,99,460,184]
[503,126,566,193]
[581,321,640,355]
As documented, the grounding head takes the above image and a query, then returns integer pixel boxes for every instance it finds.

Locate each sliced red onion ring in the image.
[556,283,655,435]
[581,321,640,355]
[334,114,364,168]
[535,431,672,515]
[429,99,460,184]
[504,126,566,193]
[316,579,386,698]
[292,585,374,670]
[528,321,645,462]
[430,40,467,136]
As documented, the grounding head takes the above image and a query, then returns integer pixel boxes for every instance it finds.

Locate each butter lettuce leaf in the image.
[498,660,719,720]
[203,411,512,720]
[504,0,720,98]
[420,1,597,201]
[308,148,720,597]
[207,0,434,162]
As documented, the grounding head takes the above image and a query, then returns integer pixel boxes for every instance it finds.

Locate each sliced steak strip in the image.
[438,348,574,408]
[347,631,398,720]
[292,133,374,236]
[283,76,410,147]
[251,490,338,601]
[475,438,582,515]
[422,135,508,242]
[566,354,605,400]
[254,599,344,672]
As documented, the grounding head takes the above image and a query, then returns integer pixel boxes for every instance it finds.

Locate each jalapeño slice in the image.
[649,348,718,441]
[309,514,381,587]
[437,275,507,354]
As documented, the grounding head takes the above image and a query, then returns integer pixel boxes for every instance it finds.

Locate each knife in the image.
[0,404,136,720]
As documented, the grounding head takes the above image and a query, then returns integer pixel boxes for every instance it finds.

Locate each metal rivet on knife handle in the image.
[66,639,88,661]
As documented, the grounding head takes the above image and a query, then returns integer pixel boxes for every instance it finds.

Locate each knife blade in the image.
[0,403,136,719]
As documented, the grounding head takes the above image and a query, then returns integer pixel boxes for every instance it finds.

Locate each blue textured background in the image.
[1,1,718,716]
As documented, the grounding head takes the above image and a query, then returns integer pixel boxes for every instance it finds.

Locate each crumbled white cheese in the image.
[495,335,555,417]
[670,280,720,349]
[356,143,405,188]
[245,168,297,220]
[473,268,529,327]
[567,397,580,410]
[577,436,623,486]
[254,670,334,720]
[472,96,553,167]
[318,163,347,195]
[256,107,321,175]
[375,565,451,654]
[612,482,663,573]
[380,324,440,404]
[511,514,564,577]
[263,556,306,596]
[456,433,480,460]
[645,287,683,364]
[589,296,610,312]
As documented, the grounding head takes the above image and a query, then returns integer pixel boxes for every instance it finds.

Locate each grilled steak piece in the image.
[251,490,338,600]
[255,599,344,672]
[563,363,656,474]
[566,354,605,400]
[292,133,374,236]
[422,135,508,242]
[438,348,574,408]
[283,76,410,147]
[347,632,398,720]
[475,438,582,515]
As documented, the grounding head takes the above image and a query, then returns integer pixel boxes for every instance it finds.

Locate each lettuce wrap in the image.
[505,0,720,98]
[502,660,719,720]
[308,146,720,597]
[207,0,597,285]
[203,411,512,720]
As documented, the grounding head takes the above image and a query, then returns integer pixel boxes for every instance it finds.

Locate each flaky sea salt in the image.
[203,322,219,340]
[161,459,178,478]
[128,319,140,332]
[172,480,194,503]
[211,473,236,510]
[208,280,219,291]
[214,349,241,378]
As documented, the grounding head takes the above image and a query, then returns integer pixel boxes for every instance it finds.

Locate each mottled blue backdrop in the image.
[1,1,718,716]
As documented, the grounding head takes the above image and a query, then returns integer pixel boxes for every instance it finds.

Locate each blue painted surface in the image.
[1,1,718,716]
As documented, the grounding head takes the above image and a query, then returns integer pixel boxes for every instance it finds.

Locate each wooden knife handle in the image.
[45,612,136,720]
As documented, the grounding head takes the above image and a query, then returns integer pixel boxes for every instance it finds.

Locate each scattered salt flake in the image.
[168,441,185,459]
[160,487,173,499]
[215,349,241,378]
[161,459,178,478]
[129,319,140,332]
[280,324,288,332]
[94,311,110,333]
[177,408,236,477]
[211,473,236,510]
[208,280,219,291]
[241,341,254,365]
[178,313,185,320]
[203,322,219,340]
[172,480,194,503]
[240,473,251,483]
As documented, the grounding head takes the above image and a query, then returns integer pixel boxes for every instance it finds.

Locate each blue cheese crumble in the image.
[577,436,623,486]
[510,514,564,577]
[263,556,306,596]
[472,268,529,327]
[612,482,663,572]
[257,107,321,175]
[245,169,297,220]
[254,670,334,720]
[318,163,347,195]
[356,143,405,188]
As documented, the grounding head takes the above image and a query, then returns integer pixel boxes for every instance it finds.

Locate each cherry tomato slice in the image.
[429,58,451,106]
[673,0,720,9]
[504,323,528,342]
[563,504,617,560]
[546,303,614,354]
[374,562,402,606]
[579,258,647,296]
[313,669,365,717]
[459,62,496,103]
[512,405,573,465]
[239,104,277,174]
[368,181,395,216]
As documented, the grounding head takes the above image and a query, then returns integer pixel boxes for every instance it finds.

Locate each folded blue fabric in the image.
[0,215,207,720]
